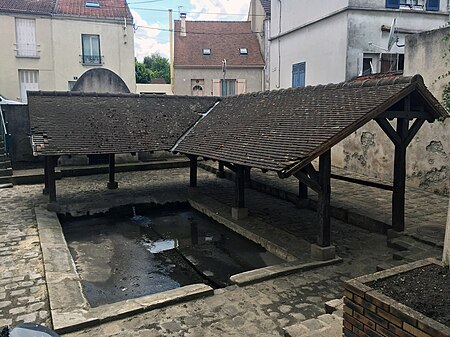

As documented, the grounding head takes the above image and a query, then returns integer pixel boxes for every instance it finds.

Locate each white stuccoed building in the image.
[269,0,449,89]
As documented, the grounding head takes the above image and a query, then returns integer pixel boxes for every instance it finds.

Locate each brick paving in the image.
[0,166,447,335]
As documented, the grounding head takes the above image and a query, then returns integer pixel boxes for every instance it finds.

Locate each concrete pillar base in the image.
[311,244,336,261]
[107,182,118,190]
[46,202,61,213]
[232,207,248,220]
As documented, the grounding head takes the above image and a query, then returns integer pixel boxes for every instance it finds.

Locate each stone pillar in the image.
[444,197,450,265]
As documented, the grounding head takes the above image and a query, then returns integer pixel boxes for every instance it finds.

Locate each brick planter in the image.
[343,258,450,337]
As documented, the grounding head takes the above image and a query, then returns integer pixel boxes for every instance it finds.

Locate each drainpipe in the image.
[169,9,174,94]
[276,0,282,88]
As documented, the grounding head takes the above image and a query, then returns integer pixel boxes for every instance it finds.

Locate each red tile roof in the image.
[174,20,265,67]
[54,0,132,20]
[0,0,55,15]
[0,0,132,20]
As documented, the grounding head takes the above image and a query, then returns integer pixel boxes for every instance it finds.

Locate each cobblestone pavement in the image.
[0,166,446,335]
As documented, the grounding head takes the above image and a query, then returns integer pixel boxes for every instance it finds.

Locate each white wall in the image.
[269,12,348,89]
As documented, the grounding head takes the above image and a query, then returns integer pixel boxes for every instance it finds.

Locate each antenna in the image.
[387,18,398,51]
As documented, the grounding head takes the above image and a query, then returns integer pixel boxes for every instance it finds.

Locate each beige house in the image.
[173,18,265,96]
[0,0,135,103]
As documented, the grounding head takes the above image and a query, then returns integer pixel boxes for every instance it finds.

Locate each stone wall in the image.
[333,27,450,196]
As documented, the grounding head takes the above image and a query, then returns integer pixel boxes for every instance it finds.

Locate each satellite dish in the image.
[387,18,398,51]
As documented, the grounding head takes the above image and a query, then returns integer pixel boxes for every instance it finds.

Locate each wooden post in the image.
[107,154,118,189]
[48,156,57,203]
[317,150,331,247]
[43,156,49,195]
[217,161,225,178]
[299,180,308,199]
[235,165,245,208]
[392,118,408,232]
[189,155,198,187]
[244,167,251,188]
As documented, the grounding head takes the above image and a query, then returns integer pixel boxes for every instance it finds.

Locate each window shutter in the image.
[426,0,439,11]
[385,0,400,8]
[236,79,246,95]
[212,79,221,96]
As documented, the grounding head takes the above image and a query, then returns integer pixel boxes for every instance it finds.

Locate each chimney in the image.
[180,12,186,37]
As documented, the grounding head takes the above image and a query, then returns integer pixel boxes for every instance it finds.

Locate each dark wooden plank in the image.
[43,156,49,195]
[330,174,393,191]
[294,170,321,193]
[48,156,57,203]
[244,167,251,187]
[298,180,308,199]
[235,165,245,208]
[304,163,319,183]
[375,118,402,146]
[378,110,431,120]
[405,118,425,146]
[217,161,225,178]
[189,155,198,187]
[392,118,408,232]
[317,150,331,247]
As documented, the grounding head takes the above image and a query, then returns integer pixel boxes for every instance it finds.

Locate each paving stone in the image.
[15,312,37,323]
[0,301,11,309]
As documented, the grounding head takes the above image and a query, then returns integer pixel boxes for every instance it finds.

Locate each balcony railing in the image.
[81,54,103,65]
[14,44,40,58]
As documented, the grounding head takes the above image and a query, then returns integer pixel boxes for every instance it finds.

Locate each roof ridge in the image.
[28,91,222,100]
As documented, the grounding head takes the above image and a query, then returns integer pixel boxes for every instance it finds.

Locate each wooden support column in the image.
[47,156,57,204]
[217,161,225,178]
[298,181,308,199]
[392,118,408,232]
[43,156,49,195]
[244,167,251,188]
[317,150,331,247]
[107,154,118,190]
[189,155,198,187]
[235,165,245,208]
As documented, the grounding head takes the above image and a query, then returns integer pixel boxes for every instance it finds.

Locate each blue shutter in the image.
[426,0,439,11]
[292,63,306,88]
[386,0,400,8]
[298,63,305,88]
[292,64,299,88]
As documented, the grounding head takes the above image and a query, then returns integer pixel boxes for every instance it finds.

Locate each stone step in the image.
[387,237,415,251]
[0,161,11,169]
[0,168,12,177]
[284,314,343,337]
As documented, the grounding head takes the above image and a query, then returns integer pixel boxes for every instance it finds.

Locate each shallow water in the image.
[61,204,283,307]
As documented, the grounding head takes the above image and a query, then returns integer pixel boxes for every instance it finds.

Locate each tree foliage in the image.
[135,53,170,84]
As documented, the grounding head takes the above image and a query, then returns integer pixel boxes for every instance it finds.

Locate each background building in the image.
[0,0,135,102]
[269,0,448,89]
[173,18,265,96]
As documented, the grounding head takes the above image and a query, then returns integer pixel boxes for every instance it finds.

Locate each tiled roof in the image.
[174,21,265,67]
[0,0,132,20]
[260,0,271,16]
[175,75,448,177]
[28,92,218,156]
[54,0,133,20]
[0,0,55,15]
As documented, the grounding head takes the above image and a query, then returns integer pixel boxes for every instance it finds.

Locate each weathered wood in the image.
[330,174,393,191]
[317,150,331,247]
[298,180,308,199]
[375,118,402,146]
[378,110,430,120]
[106,153,119,190]
[43,156,49,195]
[189,155,198,187]
[244,167,251,188]
[223,162,236,172]
[294,170,320,193]
[48,156,57,203]
[303,163,319,183]
[392,118,408,232]
[405,118,425,146]
[235,165,245,208]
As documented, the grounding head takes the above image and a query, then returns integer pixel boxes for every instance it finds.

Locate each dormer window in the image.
[203,48,211,55]
[239,48,248,55]
[85,1,100,8]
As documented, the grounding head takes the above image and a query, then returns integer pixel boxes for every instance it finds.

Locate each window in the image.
[202,48,211,55]
[380,53,404,73]
[240,48,248,55]
[15,18,38,57]
[18,70,39,103]
[292,62,306,88]
[85,1,100,7]
[81,34,101,65]
[221,79,236,97]
[386,0,439,10]
[362,58,374,76]
[191,79,204,96]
